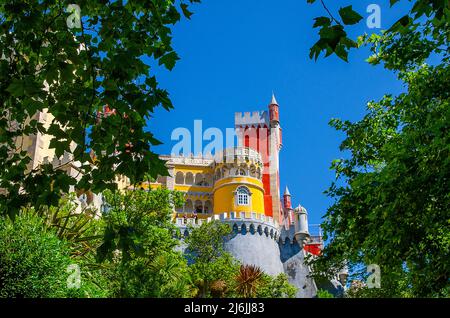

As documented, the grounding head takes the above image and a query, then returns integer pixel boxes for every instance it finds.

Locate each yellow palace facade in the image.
[139,147,270,224]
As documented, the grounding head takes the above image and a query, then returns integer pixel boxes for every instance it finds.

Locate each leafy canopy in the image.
[308,0,450,297]
[307,0,449,63]
[185,220,240,298]
[98,188,191,297]
[0,212,108,298]
[0,0,199,217]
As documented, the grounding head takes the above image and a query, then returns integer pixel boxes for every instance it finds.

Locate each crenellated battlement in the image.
[279,223,297,245]
[174,212,279,240]
[234,111,269,127]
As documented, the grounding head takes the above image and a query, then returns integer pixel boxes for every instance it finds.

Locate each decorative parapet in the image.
[161,154,214,167]
[160,148,263,167]
[213,147,263,165]
[174,212,280,241]
[184,191,213,198]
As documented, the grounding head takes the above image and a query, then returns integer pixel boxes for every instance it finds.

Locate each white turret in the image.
[294,204,310,246]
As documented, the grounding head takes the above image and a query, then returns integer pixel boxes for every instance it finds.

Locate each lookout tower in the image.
[234,94,283,224]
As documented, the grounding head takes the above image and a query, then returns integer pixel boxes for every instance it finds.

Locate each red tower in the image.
[269,94,280,123]
[234,94,282,222]
[283,186,291,209]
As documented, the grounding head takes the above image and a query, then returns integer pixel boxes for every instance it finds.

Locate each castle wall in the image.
[279,243,317,298]
[224,225,284,276]
[176,219,321,298]
[278,224,318,298]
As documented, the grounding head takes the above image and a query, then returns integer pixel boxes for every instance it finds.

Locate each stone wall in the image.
[279,241,317,298]
[175,220,335,298]
[224,224,284,276]
[278,224,318,298]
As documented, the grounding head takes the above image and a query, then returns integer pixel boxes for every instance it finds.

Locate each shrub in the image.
[256,273,297,298]
[0,213,73,297]
[316,289,334,298]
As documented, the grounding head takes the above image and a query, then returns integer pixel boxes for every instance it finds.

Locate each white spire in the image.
[270,92,278,105]
[284,185,291,196]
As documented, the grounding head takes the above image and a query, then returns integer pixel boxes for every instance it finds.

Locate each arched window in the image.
[238,168,246,176]
[195,173,204,186]
[204,174,213,186]
[257,225,263,235]
[249,164,256,178]
[157,176,165,184]
[175,171,184,184]
[256,167,261,179]
[194,200,203,213]
[222,167,229,177]
[185,172,194,185]
[184,199,193,213]
[204,200,212,214]
[236,186,250,206]
[175,206,183,213]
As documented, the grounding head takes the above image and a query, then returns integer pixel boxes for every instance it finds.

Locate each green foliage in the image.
[307,0,449,63]
[111,250,193,298]
[255,273,297,298]
[345,284,412,299]
[36,194,105,258]
[309,1,450,297]
[315,66,450,297]
[0,212,106,297]
[190,252,240,298]
[316,289,334,298]
[1,195,298,298]
[98,188,191,297]
[186,220,232,263]
[0,0,200,217]
[186,220,241,297]
[308,2,361,61]
[29,195,112,297]
[97,188,184,262]
[338,6,363,26]
[0,213,71,297]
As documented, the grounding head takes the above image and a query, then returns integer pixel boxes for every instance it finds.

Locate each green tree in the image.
[0,213,71,297]
[98,188,192,297]
[0,0,200,217]
[35,195,112,297]
[111,249,193,297]
[316,289,334,298]
[186,220,240,298]
[308,0,449,297]
[255,273,297,298]
[0,212,106,297]
[307,0,449,63]
[36,194,104,257]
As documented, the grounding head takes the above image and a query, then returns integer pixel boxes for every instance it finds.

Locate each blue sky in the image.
[149,0,411,225]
